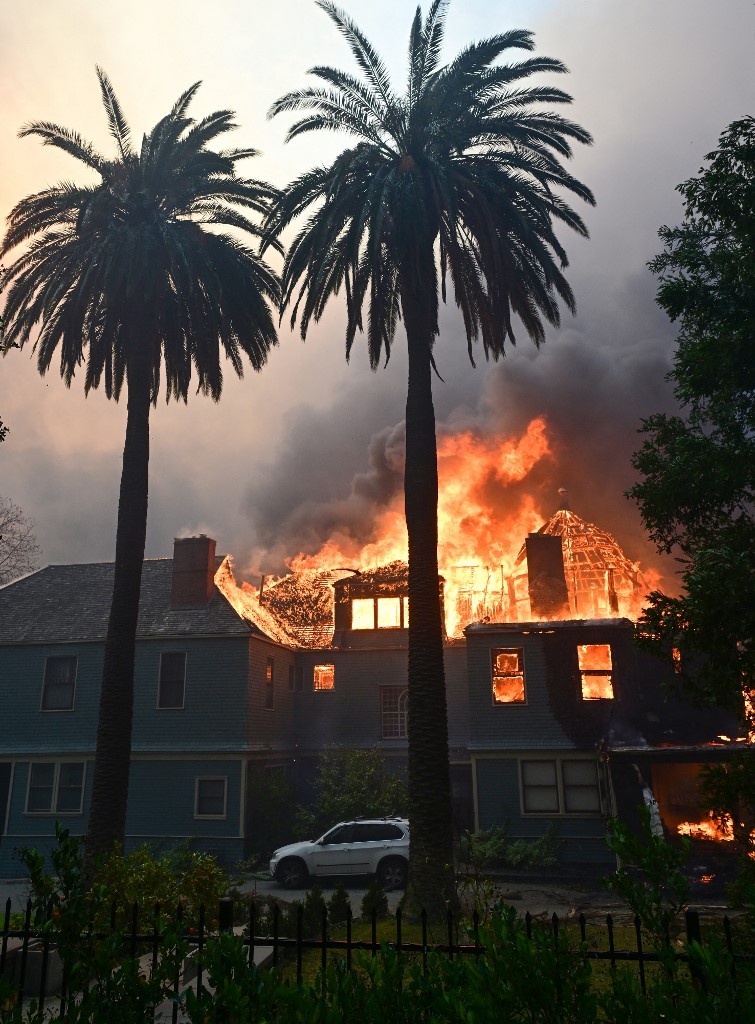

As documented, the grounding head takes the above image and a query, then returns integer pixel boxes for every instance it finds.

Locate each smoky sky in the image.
[242,263,677,581]
[1,0,753,589]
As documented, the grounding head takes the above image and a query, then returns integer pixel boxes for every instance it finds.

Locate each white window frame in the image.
[265,656,275,711]
[25,761,86,815]
[157,652,187,710]
[194,776,228,820]
[491,647,527,705]
[380,686,408,738]
[40,655,78,712]
[519,757,601,817]
[351,596,409,629]
[313,663,335,691]
[577,644,614,700]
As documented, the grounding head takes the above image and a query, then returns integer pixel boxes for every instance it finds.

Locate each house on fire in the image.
[0,503,745,877]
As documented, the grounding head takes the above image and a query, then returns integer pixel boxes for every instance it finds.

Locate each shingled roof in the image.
[0,558,252,644]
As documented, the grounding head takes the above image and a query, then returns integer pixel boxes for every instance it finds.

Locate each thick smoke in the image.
[241,265,679,588]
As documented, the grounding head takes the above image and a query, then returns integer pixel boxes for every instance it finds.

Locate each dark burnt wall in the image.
[542,620,634,747]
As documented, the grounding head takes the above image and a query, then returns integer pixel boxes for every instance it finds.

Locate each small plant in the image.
[461,822,561,872]
[360,879,388,920]
[328,883,352,925]
[602,805,690,964]
[302,885,327,937]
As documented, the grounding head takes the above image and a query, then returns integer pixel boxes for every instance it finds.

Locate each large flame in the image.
[678,813,735,842]
[232,418,662,639]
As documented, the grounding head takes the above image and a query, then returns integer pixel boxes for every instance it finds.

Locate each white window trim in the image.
[351,595,409,630]
[194,776,228,820]
[265,657,275,711]
[157,652,187,710]
[519,756,601,818]
[25,760,86,816]
[313,663,335,692]
[491,646,527,706]
[380,686,408,739]
[40,655,78,713]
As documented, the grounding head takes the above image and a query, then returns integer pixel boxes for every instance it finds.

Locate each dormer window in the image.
[578,644,614,699]
[351,596,409,629]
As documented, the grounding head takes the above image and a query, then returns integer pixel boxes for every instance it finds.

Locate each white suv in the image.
[270,817,410,890]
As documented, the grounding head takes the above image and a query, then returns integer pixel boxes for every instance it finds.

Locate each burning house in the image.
[0,493,747,878]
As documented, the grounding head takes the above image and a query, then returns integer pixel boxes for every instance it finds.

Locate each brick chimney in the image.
[171,535,216,609]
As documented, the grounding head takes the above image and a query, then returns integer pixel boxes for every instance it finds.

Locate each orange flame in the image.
[277,417,661,636]
[677,813,735,842]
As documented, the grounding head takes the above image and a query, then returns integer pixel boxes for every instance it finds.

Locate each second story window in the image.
[314,664,335,690]
[41,655,77,711]
[158,653,186,709]
[265,657,275,710]
[381,686,408,738]
[351,596,409,629]
[491,648,525,703]
[578,644,614,699]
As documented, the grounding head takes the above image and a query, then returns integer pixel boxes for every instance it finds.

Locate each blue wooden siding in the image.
[465,631,573,750]
[475,757,614,869]
[0,758,92,876]
[132,637,250,751]
[0,644,103,755]
[0,757,244,875]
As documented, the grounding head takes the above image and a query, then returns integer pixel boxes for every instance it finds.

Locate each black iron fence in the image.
[1,896,752,1015]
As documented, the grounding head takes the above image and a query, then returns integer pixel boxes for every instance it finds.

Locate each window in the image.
[41,656,77,711]
[491,648,525,703]
[352,822,405,842]
[672,647,683,674]
[321,823,353,844]
[265,657,275,710]
[562,760,601,813]
[578,644,614,699]
[158,652,186,709]
[314,664,335,691]
[351,596,409,629]
[288,666,305,692]
[381,687,408,738]
[521,758,600,815]
[195,777,227,818]
[26,762,85,814]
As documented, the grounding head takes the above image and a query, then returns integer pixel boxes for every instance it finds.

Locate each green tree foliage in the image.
[630,116,755,712]
[629,116,755,887]
[297,747,408,838]
[266,0,593,919]
[0,69,279,859]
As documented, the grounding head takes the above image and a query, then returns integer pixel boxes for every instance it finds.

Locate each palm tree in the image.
[266,0,594,918]
[1,69,280,859]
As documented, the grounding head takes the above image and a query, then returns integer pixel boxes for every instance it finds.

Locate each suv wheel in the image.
[378,857,407,891]
[277,857,309,889]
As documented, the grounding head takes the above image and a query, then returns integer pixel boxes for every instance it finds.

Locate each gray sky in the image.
[1,0,753,591]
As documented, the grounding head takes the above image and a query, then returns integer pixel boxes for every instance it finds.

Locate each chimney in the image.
[525,533,570,619]
[171,535,216,609]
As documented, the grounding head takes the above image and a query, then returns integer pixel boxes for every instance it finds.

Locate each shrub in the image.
[360,879,389,920]
[328,883,352,925]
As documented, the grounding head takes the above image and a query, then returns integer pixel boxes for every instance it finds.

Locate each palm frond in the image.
[96,67,133,160]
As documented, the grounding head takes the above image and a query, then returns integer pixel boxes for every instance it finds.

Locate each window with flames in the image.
[352,596,409,629]
[314,663,335,691]
[577,644,614,700]
[492,648,525,703]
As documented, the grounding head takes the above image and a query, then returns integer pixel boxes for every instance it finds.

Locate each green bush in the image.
[360,879,389,920]
[295,747,408,837]
[328,882,352,925]
[464,822,560,871]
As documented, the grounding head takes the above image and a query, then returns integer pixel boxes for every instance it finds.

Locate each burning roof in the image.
[513,489,648,621]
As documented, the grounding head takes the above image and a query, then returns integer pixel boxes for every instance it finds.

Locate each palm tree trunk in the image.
[401,274,456,924]
[86,352,151,861]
